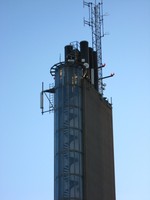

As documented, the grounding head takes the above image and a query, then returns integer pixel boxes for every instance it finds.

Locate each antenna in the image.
[83,0,113,95]
[40,82,54,114]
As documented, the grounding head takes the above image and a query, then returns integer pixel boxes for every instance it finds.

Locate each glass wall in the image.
[54,64,83,200]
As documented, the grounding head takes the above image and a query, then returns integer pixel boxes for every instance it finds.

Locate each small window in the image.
[59,68,62,78]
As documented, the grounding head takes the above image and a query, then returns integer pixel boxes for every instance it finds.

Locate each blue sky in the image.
[0,0,150,200]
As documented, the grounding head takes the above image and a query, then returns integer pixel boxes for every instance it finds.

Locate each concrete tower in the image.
[46,41,116,200]
[41,2,116,199]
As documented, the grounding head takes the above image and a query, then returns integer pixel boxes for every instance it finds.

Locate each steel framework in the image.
[84,0,105,94]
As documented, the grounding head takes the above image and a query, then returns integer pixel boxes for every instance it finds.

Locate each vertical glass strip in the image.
[54,64,83,200]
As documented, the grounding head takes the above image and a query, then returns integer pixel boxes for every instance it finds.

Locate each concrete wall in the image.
[82,79,116,200]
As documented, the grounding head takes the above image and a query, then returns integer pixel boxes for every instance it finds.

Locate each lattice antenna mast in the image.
[84,0,105,95]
